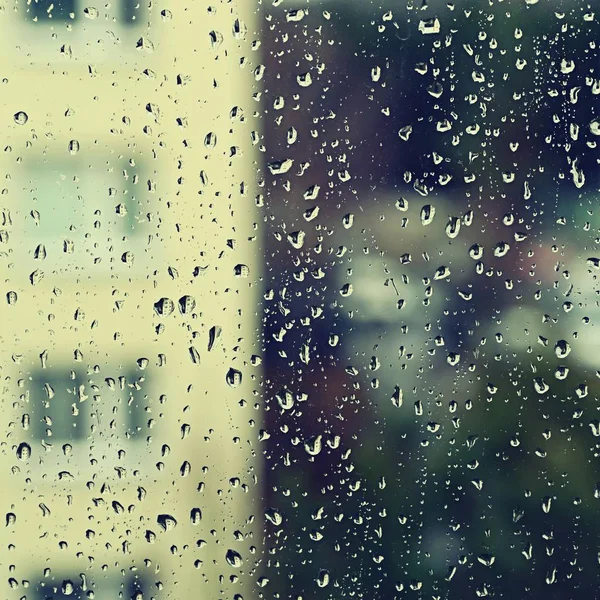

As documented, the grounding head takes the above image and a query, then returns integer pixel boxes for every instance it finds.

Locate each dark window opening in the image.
[121,372,150,440]
[30,371,87,442]
[122,0,144,26]
[25,0,77,22]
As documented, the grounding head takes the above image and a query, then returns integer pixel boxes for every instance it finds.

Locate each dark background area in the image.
[259,3,600,599]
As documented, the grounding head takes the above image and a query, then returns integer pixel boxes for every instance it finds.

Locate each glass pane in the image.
[5,1,600,600]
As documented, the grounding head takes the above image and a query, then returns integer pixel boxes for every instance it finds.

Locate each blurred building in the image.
[0,2,261,599]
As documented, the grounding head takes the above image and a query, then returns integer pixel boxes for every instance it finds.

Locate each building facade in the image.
[0,2,261,598]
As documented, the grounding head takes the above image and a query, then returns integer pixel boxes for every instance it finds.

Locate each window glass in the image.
[8,1,600,600]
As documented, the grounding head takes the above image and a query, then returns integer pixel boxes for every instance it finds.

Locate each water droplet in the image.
[533,377,549,394]
[208,325,222,351]
[61,580,74,595]
[493,241,510,257]
[304,435,323,456]
[83,6,99,18]
[29,270,44,286]
[297,72,312,87]
[276,388,294,410]
[156,514,177,531]
[233,264,249,277]
[587,257,600,270]
[398,125,413,141]
[434,265,451,280]
[226,367,242,387]
[68,140,80,155]
[420,204,436,225]
[154,297,174,317]
[445,216,461,239]
[391,386,403,408]
[268,159,293,175]
[13,111,28,125]
[226,549,243,567]
[189,346,201,365]
[542,496,552,513]
[190,508,202,524]
[178,295,196,315]
[316,569,330,588]
[265,508,283,526]
[477,554,495,567]
[287,231,305,249]
[16,442,31,461]
[554,340,571,359]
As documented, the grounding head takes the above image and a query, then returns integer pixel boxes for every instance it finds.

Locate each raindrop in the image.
[154,297,175,317]
[533,378,549,394]
[178,295,196,315]
[156,514,177,531]
[554,340,571,359]
[304,435,323,456]
[13,111,28,125]
[226,549,243,567]
[316,570,330,588]
[190,508,202,524]
[68,140,80,155]
[226,367,242,387]
[16,442,31,461]
[420,204,436,225]
[265,508,283,526]
[208,325,222,351]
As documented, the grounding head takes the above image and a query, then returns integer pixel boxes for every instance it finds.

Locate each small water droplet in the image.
[226,367,242,387]
[190,508,202,524]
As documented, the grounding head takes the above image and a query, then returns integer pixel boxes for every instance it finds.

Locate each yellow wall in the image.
[0,2,261,598]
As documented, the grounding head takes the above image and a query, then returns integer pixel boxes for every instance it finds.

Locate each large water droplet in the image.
[226,549,243,567]
[14,111,28,125]
[156,514,177,531]
[226,367,242,387]
[16,442,31,461]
